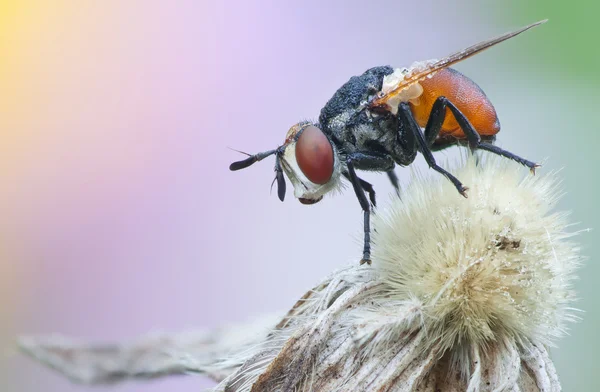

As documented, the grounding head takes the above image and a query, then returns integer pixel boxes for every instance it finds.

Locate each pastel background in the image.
[2,1,598,391]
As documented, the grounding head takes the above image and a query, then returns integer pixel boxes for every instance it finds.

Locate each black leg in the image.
[346,152,395,172]
[342,151,397,204]
[423,96,538,172]
[398,103,468,197]
[342,150,399,208]
[477,143,539,174]
[360,178,376,208]
[423,97,458,146]
[386,170,401,198]
[343,173,377,208]
[345,156,372,265]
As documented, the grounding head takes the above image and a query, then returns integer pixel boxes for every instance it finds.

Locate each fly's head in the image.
[229,121,344,205]
[282,122,344,204]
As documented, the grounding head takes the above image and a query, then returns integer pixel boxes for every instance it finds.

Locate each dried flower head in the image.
[19,156,583,391]
[372,156,580,375]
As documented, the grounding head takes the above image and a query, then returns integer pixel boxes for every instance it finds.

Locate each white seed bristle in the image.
[372,155,580,374]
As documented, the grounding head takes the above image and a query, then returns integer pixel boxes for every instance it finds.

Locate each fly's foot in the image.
[360,258,372,266]
[530,163,542,175]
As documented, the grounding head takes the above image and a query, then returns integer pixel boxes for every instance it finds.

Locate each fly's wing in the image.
[370,20,547,112]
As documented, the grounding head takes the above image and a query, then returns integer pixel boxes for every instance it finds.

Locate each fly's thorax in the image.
[319,66,394,131]
[281,123,344,204]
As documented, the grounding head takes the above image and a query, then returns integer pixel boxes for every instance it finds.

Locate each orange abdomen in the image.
[409,68,500,138]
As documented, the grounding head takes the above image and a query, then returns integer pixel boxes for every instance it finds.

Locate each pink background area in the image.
[2,1,595,391]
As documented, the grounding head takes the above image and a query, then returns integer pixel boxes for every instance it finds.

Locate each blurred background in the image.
[1,0,597,390]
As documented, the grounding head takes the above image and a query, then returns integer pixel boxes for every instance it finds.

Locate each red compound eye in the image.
[295,125,334,185]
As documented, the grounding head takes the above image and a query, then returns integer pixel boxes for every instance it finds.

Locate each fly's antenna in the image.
[229,148,279,171]
[230,146,287,201]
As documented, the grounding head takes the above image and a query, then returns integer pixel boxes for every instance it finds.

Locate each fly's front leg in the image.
[349,152,396,172]
[347,151,396,208]
[345,158,371,265]
[343,155,381,265]
[344,151,396,264]
[398,103,468,197]
[423,96,539,173]
[343,172,377,209]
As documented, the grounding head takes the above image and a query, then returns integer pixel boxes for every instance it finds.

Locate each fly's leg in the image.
[343,174,377,208]
[341,151,399,264]
[344,155,385,265]
[386,170,401,198]
[349,152,396,171]
[423,96,539,173]
[398,103,468,197]
[344,151,396,209]
[344,152,397,264]
[345,159,371,265]
[477,143,540,173]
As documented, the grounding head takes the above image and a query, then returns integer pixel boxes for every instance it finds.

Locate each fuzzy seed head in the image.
[373,156,580,365]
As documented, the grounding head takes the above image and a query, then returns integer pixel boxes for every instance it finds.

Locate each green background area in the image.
[495,1,599,390]
[497,1,598,79]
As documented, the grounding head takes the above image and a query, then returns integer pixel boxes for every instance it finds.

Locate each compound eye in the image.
[295,125,334,185]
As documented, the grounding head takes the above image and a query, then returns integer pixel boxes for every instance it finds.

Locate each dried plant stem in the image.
[18,315,279,385]
[18,265,562,391]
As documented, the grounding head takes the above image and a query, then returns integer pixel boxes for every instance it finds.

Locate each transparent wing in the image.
[370,20,547,111]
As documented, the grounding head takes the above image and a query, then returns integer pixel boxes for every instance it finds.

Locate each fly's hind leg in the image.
[423,96,539,173]
[398,103,469,197]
